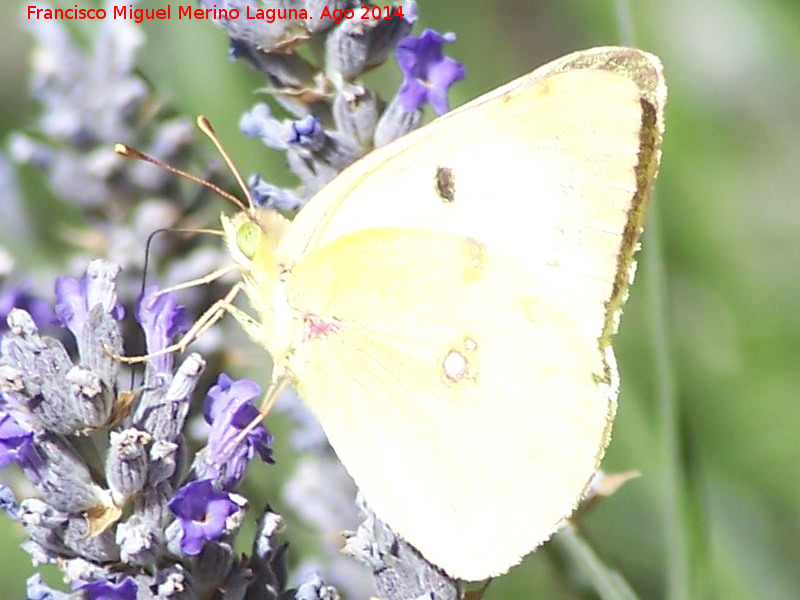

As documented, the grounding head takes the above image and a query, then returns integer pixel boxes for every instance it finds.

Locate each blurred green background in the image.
[2,0,800,599]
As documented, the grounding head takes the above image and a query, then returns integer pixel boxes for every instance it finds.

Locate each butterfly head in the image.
[222,209,290,277]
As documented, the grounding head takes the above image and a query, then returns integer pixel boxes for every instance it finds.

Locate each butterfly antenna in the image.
[142,228,166,297]
[140,227,223,295]
[114,142,248,212]
[196,116,256,211]
[126,226,221,388]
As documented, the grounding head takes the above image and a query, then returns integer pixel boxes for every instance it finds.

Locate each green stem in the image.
[549,527,642,600]
[611,2,694,598]
[643,197,694,600]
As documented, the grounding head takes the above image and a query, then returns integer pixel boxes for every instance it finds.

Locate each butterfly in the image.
[129,46,666,581]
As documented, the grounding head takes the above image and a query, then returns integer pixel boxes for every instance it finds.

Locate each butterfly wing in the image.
[278,46,665,278]
[245,46,666,579]
[283,228,617,580]
[277,47,665,356]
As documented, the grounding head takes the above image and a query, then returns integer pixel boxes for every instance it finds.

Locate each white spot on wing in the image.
[443,350,468,381]
[442,337,479,383]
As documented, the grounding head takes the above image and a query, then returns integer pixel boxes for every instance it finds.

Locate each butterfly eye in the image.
[236,221,261,259]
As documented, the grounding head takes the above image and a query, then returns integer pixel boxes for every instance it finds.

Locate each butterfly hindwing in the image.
[282,228,615,578]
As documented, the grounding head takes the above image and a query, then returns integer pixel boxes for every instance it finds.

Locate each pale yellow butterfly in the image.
[157,46,665,581]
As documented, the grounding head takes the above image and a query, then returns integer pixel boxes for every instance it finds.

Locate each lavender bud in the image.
[203,0,309,49]
[132,353,205,442]
[4,306,37,337]
[107,428,152,504]
[246,508,289,594]
[133,480,175,530]
[31,435,104,513]
[285,130,362,197]
[1,310,77,434]
[219,567,252,600]
[79,304,123,388]
[332,86,381,150]
[224,492,248,533]
[0,484,21,520]
[21,539,60,567]
[373,94,422,148]
[61,556,109,582]
[165,518,185,558]
[249,174,304,211]
[83,259,122,319]
[66,364,113,430]
[153,564,197,600]
[0,363,35,428]
[294,573,340,600]
[63,514,120,562]
[253,509,284,558]
[19,499,72,559]
[303,0,347,34]
[193,540,236,592]
[148,438,179,484]
[235,46,328,119]
[116,513,165,566]
[325,5,415,79]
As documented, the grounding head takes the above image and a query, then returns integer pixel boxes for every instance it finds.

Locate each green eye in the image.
[236,222,260,259]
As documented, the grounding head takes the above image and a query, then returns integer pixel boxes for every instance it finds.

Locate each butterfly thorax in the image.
[221,210,301,360]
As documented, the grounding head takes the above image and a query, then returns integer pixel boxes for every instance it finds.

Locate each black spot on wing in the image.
[435,166,456,203]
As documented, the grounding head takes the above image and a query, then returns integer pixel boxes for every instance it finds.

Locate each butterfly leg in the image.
[216,297,270,348]
[150,264,240,296]
[113,281,246,364]
[220,374,292,463]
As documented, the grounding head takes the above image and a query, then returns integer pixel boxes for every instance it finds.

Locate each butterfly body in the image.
[222,47,666,580]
